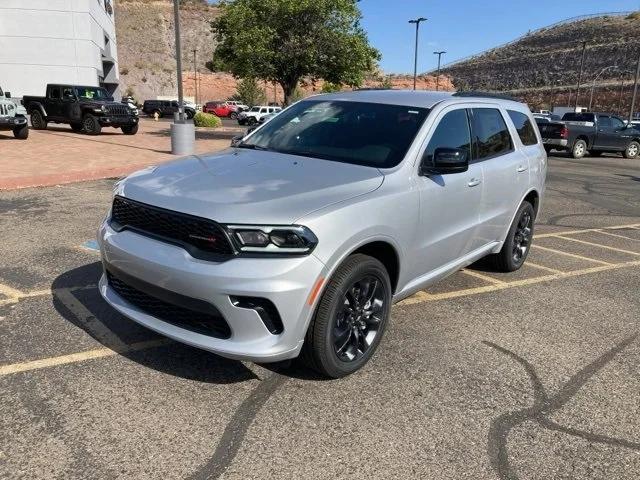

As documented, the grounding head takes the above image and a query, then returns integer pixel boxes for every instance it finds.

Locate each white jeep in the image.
[0,87,29,140]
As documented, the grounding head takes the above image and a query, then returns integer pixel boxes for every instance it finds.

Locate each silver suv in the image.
[98,90,546,378]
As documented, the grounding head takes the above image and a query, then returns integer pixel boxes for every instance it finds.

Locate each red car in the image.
[203,101,238,119]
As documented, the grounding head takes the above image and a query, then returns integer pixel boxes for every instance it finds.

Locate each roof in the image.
[306,89,526,109]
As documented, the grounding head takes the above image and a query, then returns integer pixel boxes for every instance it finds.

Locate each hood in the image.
[119,149,384,224]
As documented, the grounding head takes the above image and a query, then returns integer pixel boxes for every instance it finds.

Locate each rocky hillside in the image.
[115,0,453,103]
[437,12,640,113]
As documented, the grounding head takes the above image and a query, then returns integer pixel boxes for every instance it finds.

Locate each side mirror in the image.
[420,147,469,176]
[5,92,11,98]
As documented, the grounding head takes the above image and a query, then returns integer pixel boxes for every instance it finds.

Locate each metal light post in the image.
[193,49,198,107]
[170,0,195,155]
[433,50,446,91]
[408,17,427,90]
[575,41,587,109]
[588,65,616,111]
[618,78,625,115]
[629,53,640,123]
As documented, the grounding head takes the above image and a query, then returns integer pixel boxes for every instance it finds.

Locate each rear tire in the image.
[13,123,29,140]
[572,139,587,159]
[247,117,257,126]
[230,112,238,120]
[487,201,535,272]
[82,114,101,135]
[300,254,392,378]
[623,141,640,159]
[30,110,47,130]
[121,124,139,135]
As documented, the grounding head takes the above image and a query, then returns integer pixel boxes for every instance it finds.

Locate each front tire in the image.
[623,141,640,159]
[30,110,47,130]
[82,114,101,135]
[487,201,535,272]
[301,254,392,378]
[247,117,257,126]
[121,124,139,135]
[230,112,238,120]
[13,123,29,140]
[572,139,587,159]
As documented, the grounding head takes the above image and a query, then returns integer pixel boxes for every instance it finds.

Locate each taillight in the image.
[560,126,569,139]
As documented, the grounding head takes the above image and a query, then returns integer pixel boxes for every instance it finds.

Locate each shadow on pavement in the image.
[51,262,257,384]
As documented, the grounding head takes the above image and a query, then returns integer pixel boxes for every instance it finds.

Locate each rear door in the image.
[472,107,530,244]
[413,106,485,277]
[47,86,62,120]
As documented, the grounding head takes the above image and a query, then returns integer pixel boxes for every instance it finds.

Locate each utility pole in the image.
[433,51,446,91]
[192,48,198,107]
[173,0,185,121]
[629,53,640,123]
[575,41,587,109]
[618,78,625,115]
[170,0,194,155]
[408,17,427,90]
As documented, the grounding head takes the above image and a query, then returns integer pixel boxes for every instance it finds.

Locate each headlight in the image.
[94,106,106,113]
[226,225,318,254]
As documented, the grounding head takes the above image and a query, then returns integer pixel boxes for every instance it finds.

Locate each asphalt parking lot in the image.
[1,153,639,479]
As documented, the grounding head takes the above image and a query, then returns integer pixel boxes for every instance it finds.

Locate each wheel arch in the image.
[351,241,400,294]
[498,188,540,245]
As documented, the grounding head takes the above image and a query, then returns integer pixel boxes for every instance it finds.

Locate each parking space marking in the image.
[461,269,507,285]
[595,230,640,242]
[534,222,640,239]
[400,259,640,305]
[0,285,96,306]
[0,283,25,298]
[531,244,612,265]
[524,262,564,274]
[555,235,640,256]
[0,338,169,376]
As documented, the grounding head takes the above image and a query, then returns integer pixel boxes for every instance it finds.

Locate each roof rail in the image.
[453,91,519,101]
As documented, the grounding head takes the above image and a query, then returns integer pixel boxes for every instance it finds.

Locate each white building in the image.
[0,0,120,98]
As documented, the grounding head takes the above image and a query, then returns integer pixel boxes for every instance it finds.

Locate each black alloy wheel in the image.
[512,209,533,265]
[487,201,535,272]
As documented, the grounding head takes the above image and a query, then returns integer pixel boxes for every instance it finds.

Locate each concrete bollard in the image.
[170,121,195,155]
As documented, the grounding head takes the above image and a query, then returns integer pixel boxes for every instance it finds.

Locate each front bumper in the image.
[98,116,139,126]
[97,221,326,362]
[0,116,27,130]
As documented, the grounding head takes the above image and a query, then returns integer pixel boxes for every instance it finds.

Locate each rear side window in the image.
[424,109,472,164]
[471,108,513,160]
[563,113,594,122]
[507,110,538,146]
[49,87,60,99]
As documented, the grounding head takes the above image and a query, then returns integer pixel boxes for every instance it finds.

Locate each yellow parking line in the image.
[0,283,23,299]
[0,339,170,376]
[595,230,640,242]
[555,235,640,256]
[461,269,507,285]
[524,262,564,274]
[531,244,612,265]
[534,222,640,238]
[399,259,640,305]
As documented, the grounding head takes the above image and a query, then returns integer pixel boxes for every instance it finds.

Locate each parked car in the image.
[142,100,196,119]
[203,101,238,119]
[538,112,640,158]
[237,105,282,125]
[258,111,278,124]
[98,90,545,378]
[23,84,139,135]
[0,87,29,139]
[225,100,249,112]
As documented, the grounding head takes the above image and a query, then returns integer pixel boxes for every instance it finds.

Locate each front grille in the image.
[111,196,235,259]
[107,268,231,339]
[105,104,130,116]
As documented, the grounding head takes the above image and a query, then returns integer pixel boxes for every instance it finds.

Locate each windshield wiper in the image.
[236,143,271,151]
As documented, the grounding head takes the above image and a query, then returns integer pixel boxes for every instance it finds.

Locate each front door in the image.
[413,107,484,278]
[599,116,629,149]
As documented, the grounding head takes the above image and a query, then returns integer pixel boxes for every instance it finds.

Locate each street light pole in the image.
[618,78,625,115]
[575,41,587,109]
[170,0,194,155]
[192,48,198,107]
[629,53,640,123]
[173,0,185,121]
[408,17,427,91]
[588,65,616,111]
[433,50,446,91]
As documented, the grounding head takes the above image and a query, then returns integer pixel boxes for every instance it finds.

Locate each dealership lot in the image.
[1,154,639,479]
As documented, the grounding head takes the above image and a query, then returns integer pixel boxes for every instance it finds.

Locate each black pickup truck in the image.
[537,112,640,159]
[23,84,139,135]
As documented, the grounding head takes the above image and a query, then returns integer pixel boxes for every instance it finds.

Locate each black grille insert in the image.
[106,266,231,339]
[105,104,131,116]
[111,196,235,259]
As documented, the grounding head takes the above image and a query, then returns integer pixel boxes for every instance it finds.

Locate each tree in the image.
[232,77,266,106]
[211,0,380,105]
[321,82,342,93]
[379,75,393,89]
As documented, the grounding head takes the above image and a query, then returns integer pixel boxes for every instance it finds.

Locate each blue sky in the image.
[209,1,639,73]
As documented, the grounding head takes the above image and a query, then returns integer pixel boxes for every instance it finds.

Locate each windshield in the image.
[241,100,429,168]
[74,86,112,101]
[249,106,260,112]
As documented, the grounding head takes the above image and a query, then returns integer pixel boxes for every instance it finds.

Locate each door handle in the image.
[467,178,481,187]
[517,165,528,173]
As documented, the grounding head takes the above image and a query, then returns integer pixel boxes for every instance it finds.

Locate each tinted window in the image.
[471,108,513,160]
[598,116,612,128]
[610,117,625,129]
[563,113,595,122]
[49,87,61,99]
[242,100,429,168]
[507,110,538,146]
[423,109,471,165]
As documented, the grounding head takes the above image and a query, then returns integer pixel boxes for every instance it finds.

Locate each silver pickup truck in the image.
[0,86,29,140]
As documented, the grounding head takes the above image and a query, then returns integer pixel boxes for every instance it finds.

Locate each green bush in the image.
[194,112,222,128]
